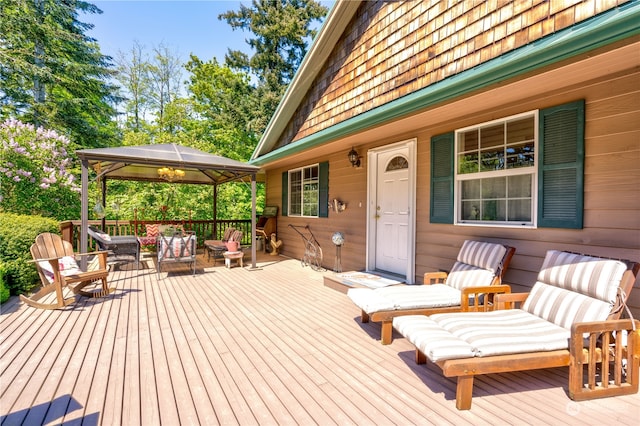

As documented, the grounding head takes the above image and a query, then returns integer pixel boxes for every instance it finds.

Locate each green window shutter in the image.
[537,100,585,229]
[281,171,288,216]
[318,161,329,218]
[430,132,454,224]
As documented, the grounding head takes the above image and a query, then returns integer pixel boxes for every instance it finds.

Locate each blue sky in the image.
[84,1,334,67]
[85,1,249,64]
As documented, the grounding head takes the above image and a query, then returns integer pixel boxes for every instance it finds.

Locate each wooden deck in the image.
[1,251,639,425]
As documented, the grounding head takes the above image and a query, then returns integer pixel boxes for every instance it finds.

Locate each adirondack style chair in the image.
[393,250,640,410]
[348,240,515,344]
[21,233,113,309]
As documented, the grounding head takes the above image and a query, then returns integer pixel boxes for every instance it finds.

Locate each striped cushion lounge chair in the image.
[393,250,640,410]
[348,240,515,344]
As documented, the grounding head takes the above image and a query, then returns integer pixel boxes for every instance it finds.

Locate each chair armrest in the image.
[424,271,448,284]
[74,250,109,258]
[572,318,640,336]
[460,284,511,311]
[78,250,109,269]
[493,292,530,310]
[569,319,640,400]
[30,251,108,262]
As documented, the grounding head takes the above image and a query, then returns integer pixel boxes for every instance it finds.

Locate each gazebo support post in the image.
[213,184,218,240]
[251,173,257,268]
[101,177,107,231]
[80,159,89,269]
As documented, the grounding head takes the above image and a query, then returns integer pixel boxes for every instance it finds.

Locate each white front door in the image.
[367,140,416,283]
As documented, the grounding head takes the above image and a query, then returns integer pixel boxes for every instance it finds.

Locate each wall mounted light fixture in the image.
[348,147,361,168]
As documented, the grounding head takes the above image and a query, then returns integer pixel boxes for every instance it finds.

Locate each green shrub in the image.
[0,262,9,304]
[0,213,59,295]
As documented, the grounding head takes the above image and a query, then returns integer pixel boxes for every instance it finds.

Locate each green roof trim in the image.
[250,2,640,167]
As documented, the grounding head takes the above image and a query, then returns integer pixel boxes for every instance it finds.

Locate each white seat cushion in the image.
[393,315,475,362]
[348,284,462,314]
[442,240,507,290]
[394,310,571,362]
[445,262,496,290]
[521,250,628,328]
[431,309,571,357]
[534,250,627,303]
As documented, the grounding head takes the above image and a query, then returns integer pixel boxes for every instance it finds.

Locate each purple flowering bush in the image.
[0,119,81,219]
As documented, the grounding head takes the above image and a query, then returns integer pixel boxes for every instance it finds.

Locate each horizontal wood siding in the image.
[414,69,640,316]
[268,69,640,315]
[278,0,629,148]
[265,152,369,272]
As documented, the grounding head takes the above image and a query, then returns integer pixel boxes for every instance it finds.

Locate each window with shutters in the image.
[431,100,583,229]
[455,111,537,226]
[288,164,319,217]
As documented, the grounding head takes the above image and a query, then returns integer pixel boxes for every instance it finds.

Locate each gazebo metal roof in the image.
[77,143,261,185]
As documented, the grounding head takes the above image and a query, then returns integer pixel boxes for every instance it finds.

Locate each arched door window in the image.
[386,156,409,171]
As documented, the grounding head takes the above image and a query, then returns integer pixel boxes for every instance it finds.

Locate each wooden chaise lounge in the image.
[393,250,640,410]
[348,240,515,344]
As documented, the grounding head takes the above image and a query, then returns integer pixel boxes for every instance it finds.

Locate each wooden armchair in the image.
[21,233,113,310]
[394,250,640,410]
[348,240,515,344]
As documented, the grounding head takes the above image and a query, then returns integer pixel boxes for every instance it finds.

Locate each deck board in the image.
[1,252,639,425]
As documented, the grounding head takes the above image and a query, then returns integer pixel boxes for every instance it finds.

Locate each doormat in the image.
[324,271,403,293]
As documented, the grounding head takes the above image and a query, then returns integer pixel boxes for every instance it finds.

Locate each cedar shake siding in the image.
[278,0,631,148]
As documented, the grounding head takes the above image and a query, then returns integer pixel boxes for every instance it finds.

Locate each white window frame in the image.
[454,110,539,228]
[288,164,319,217]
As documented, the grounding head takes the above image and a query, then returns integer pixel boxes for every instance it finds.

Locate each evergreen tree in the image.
[220,0,328,130]
[0,0,118,148]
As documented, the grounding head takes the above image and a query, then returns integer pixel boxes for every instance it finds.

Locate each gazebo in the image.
[76,143,262,268]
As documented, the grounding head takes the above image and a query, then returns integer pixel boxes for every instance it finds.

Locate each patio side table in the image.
[223,251,243,268]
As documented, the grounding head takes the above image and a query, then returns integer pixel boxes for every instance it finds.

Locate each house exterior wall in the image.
[259,1,639,316]
[264,154,369,273]
[278,0,630,147]
[267,67,640,315]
